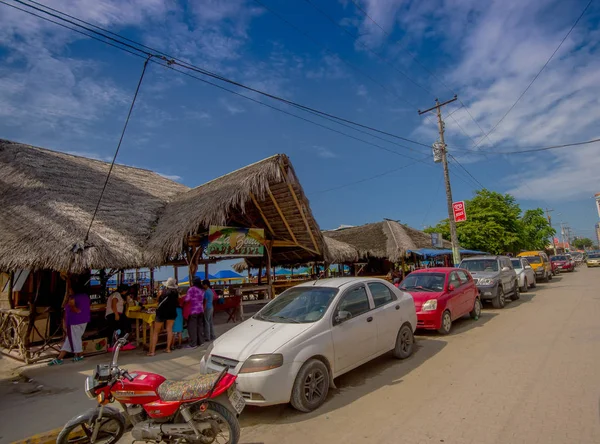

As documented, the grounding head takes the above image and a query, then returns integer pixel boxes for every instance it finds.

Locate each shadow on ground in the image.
[416,311,497,338]
[239,337,447,427]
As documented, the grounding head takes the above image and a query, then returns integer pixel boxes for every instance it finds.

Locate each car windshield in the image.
[552,256,567,261]
[254,286,338,323]
[522,256,542,264]
[399,273,445,292]
[511,259,522,269]
[460,259,499,272]
[589,253,600,259]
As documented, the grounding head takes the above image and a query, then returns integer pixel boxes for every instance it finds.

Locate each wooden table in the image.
[126,303,157,349]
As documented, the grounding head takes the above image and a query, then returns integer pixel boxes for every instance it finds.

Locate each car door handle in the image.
[367,317,373,322]
[395,305,400,310]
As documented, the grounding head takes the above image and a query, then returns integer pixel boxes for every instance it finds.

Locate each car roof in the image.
[294,277,389,289]
[461,255,503,260]
[410,267,456,274]
[518,251,544,256]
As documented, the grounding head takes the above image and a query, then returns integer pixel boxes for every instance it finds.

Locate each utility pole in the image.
[419,95,460,265]
[546,208,557,255]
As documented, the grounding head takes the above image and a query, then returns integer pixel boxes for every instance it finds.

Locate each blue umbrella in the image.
[213,270,244,279]
[179,272,217,286]
[275,268,293,276]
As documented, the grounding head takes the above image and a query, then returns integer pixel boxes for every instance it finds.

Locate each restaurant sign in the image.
[207,226,265,257]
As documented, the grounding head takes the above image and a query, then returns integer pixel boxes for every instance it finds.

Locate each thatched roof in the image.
[147,154,325,266]
[323,236,359,263]
[0,140,188,273]
[232,260,248,273]
[323,220,450,262]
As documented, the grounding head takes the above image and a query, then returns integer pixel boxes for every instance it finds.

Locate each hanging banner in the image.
[595,193,600,219]
[207,226,265,257]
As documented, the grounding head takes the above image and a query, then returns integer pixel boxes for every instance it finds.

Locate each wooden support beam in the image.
[267,188,298,245]
[272,240,297,247]
[280,164,320,254]
[250,193,276,237]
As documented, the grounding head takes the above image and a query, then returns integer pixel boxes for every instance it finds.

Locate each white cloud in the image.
[314,145,337,159]
[219,98,246,115]
[157,172,183,182]
[357,84,368,97]
[306,54,348,80]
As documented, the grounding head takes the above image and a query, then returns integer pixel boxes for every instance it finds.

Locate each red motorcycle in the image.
[58,334,245,443]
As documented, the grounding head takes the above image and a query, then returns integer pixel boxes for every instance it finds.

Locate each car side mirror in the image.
[335,310,352,324]
[448,284,455,291]
[501,266,510,271]
[525,265,532,269]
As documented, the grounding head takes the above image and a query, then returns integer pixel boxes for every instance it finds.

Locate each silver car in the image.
[459,255,519,309]
[511,258,536,292]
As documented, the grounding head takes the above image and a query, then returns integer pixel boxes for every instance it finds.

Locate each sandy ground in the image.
[2,268,600,444]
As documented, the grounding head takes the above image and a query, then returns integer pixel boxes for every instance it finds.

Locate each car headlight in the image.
[240,354,284,373]
[479,278,496,285]
[422,299,437,311]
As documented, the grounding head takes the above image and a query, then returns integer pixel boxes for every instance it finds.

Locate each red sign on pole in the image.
[453,201,466,222]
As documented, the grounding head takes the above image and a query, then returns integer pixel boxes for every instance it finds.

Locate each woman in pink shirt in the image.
[184,277,204,348]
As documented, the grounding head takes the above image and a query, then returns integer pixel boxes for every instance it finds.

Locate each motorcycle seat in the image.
[157,373,221,402]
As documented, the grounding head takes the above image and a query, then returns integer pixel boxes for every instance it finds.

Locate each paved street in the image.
[2,268,600,444]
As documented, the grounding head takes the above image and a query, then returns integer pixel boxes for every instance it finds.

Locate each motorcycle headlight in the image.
[240,354,283,373]
[84,375,97,399]
[422,299,437,311]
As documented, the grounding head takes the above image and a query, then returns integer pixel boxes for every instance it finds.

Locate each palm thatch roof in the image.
[323,236,359,263]
[232,260,249,273]
[323,220,450,262]
[0,139,188,273]
[147,154,325,266]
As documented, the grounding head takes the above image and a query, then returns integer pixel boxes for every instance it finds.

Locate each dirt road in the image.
[2,268,599,444]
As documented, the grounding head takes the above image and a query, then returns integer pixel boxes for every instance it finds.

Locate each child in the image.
[172,305,184,349]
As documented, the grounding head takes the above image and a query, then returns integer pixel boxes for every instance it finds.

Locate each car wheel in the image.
[393,323,415,359]
[438,310,452,335]
[520,278,528,293]
[512,281,520,300]
[548,271,553,281]
[290,359,330,413]
[530,277,537,288]
[470,298,482,319]
[492,287,506,309]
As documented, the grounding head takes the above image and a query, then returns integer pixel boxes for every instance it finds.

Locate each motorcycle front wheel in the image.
[57,408,125,444]
[190,401,241,444]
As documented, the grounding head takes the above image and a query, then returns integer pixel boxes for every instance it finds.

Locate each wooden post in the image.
[401,255,406,280]
[204,263,209,281]
[266,241,272,298]
[173,266,179,282]
[8,271,14,309]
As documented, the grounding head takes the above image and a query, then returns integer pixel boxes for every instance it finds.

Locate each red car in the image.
[399,268,481,334]
[550,255,574,272]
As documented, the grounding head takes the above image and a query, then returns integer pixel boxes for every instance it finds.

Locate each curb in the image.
[10,427,63,444]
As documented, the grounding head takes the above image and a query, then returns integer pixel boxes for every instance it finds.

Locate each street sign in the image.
[452,201,466,222]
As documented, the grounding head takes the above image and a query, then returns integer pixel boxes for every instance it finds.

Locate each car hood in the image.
[408,291,444,310]
[210,318,314,362]
[468,271,499,280]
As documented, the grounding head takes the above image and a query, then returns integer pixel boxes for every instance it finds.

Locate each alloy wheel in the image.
[400,327,413,354]
[304,369,326,404]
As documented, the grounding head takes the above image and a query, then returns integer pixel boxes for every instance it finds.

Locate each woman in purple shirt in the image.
[184,277,204,349]
[48,278,91,366]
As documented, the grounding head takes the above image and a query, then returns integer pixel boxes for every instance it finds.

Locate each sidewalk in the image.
[0,317,241,443]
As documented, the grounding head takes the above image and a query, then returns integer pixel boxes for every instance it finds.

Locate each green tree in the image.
[519,209,556,251]
[425,190,523,254]
[573,237,594,250]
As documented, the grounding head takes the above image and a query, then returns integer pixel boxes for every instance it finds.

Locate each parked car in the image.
[459,255,519,309]
[571,252,584,266]
[586,252,600,268]
[511,257,536,291]
[399,268,481,335]
[517,251,553,282]
[551,255,574,272]
[565,253,576,269]
[550,259,562,276]
[200,278,417,412]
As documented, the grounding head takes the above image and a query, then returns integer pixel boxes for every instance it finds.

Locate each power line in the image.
[12,0,433,151]
[472,0,594,148]
[453,137,600,156]
[447,154,486,189]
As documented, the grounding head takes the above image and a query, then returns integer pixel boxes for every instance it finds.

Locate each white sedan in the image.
[200,277,417,412]
[511,257,536,292]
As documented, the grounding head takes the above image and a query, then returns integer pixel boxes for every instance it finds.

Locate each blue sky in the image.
[1,0,600,276]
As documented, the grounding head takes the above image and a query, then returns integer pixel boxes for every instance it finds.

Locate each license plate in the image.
[228,387,245,414]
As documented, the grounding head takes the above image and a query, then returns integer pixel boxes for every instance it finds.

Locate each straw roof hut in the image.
[146,154,325,266]
[323,236,359,263]
[0,140,187,273]
[323,220,447,262]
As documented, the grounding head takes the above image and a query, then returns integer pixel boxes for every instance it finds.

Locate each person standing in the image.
[49,278,91,366]
[202,279,217,342]
[184,277,204,349]
[106,284,129,346]
[148,278,179,356]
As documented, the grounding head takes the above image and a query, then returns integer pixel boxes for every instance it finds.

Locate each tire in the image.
[548,271,553,281]
[291,359,330,413]
[470,298,482,319]
[530,277,537,289]
[393,323,415,358]
[438,310,452,335]
[520,278,528,293]
[542,272,549,283]
[492,287,506,309]
[512,281,520,301]
[57,408,125,444]
[192,401,241,444]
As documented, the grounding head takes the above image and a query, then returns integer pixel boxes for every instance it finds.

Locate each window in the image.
[511,259,522,269]
[456,270,470,284]
[460,259,499,272]
[337,286,371,319]
[449,272,461,288]
[368,282,396,308]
